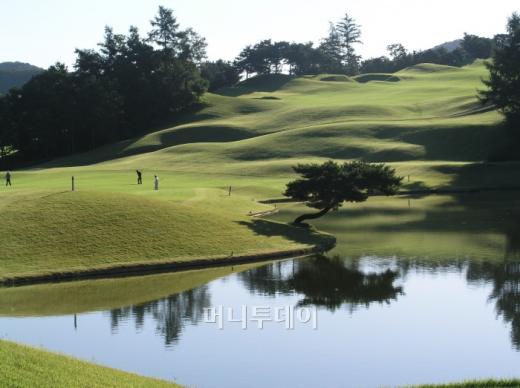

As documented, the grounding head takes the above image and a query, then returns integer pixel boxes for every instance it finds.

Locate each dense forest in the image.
[0,7,518,165]
[0,6,209,162]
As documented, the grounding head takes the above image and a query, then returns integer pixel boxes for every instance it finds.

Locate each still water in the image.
[1,255,520,388]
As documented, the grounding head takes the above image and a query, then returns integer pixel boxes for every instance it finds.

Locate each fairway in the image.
[1,60,519,282]
[41,60,507,170]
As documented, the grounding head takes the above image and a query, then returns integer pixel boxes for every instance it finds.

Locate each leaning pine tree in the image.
[284,161,402,225]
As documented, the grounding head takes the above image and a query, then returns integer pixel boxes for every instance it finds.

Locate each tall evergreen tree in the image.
[480,13,520,127]
[177,28,207,64]
[319,23,344,73]
[336,13,362,74]
[148,6,180,50]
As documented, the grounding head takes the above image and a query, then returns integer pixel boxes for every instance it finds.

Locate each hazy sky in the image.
[1,0,518,68]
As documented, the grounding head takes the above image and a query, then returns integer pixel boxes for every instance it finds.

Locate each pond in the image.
[1,194,520,387]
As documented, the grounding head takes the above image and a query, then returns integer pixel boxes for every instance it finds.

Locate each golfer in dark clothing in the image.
[5,171,11,186]
[136,170,142,185]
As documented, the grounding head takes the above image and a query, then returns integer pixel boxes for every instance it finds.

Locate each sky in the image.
[1,0,519,69]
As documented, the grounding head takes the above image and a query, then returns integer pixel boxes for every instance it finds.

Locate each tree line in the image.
[0,7,222,163]
[0,8,518,165]
[234,14,495,77]
[361,34,494,73]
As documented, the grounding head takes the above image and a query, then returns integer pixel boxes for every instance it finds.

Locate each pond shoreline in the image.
[0,241,335,288]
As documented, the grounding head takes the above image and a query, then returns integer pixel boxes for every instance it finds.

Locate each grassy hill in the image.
[0,185,329,283]
[2,60,519,282]
[42,60,513,178]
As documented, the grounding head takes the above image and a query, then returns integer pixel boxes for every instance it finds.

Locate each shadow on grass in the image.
[370,122,503,162]
[310,192,520,261]
[354,74,401,83]
[159,125,253,146]
[29,105,221,169]
[432,162,520,191]
[236,219,336,251]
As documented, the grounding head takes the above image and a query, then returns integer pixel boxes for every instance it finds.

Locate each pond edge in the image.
[0,239,336,288]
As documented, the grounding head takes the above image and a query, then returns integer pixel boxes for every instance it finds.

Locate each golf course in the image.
[3,1,520,386]
[2,59,518,283]
[2,58,520,387]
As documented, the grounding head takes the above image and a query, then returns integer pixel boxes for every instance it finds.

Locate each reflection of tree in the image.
[505,226,520,260]
[467,261,520,350]
[289,256,403,311]
[238,260,294,296]
[240,256,403,311]
[109,286,210,345]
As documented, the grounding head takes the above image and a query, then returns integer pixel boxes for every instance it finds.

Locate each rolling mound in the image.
[39,60,504,174]
[399,63,462,73]
[0,191,326,281]
[319,75,353,82]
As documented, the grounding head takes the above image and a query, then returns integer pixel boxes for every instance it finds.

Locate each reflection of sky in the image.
[1,263,519,388]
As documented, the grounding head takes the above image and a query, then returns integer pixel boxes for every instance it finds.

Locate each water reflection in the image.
[240,256,403,311]
[290,257,403,310]
[109,286,211,345]
[102,254,520,354]
[4,254,520,388]
[505,226,520,260]
[106,256,406,345]
[467,261,520,350]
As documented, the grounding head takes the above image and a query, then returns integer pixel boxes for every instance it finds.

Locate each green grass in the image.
[0,340,179,388]
[39,60,506,170]
[412,380,520,387]
[1,60,519,282]
[271,192,520,261]
[0,186,328,282]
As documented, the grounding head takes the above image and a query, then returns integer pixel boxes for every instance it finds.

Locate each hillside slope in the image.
[43,60,504,172]
[38,60,518,190]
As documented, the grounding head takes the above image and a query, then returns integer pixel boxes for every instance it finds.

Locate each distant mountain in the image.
[0,62,43,94]
[431,39,463,53]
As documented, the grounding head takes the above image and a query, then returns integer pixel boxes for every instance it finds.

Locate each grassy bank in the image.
[0,340,179,388]
[0,262,264,316]
[0,187,331,283]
